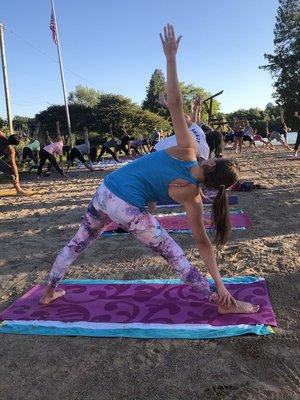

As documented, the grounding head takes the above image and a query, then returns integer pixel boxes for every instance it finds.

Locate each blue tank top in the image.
[104,150,200,209]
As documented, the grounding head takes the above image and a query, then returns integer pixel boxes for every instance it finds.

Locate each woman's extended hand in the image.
[160,24,182,59]
[216,284,238,309]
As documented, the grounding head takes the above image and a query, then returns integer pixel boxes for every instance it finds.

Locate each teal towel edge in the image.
[0,322,272,339]
[61,276,263,285]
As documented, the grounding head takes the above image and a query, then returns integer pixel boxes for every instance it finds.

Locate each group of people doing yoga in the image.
[224,113,294,153]
[40,24,260,316]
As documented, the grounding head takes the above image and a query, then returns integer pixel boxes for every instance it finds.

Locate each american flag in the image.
[50,9,58,44]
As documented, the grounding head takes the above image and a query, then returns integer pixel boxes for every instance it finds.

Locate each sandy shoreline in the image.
[0,147,299,400]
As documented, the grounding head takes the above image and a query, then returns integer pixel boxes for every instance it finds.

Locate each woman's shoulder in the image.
[166,146,197,162]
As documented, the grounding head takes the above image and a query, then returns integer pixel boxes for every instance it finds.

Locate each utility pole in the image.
[0,23,13,134]
[50,0,72,137]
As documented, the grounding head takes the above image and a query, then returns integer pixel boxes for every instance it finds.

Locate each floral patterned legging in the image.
[48,183,214,297]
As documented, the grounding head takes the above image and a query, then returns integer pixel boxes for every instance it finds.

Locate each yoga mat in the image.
[103,210,251,235]
[157,195,238,208]
[0,189,43,197]
[0,277,276,338]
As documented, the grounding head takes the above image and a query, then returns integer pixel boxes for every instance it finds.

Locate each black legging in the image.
[0,158,14,176]
[37,148,64,176]
[294,130,300,152]
[68,147,86,164]
[97,145,119,162]
[117,143,129,155]
[205,131,224,157]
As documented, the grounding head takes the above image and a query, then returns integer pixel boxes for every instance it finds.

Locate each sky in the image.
[0,0,278,119]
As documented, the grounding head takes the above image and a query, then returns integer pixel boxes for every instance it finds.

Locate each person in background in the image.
[128,138,150,156]
[117,125,133,156]
[155,93,210,161]
[266,117,292,150]
[97,124,120,163]
[233,117,245,154]
[149,127,160,150]
[37,121,67,178]
[66,127,94,171]
[293,111,300,158]
[21,125,41,171]
[242,120,255,147]
[0,130,27,194]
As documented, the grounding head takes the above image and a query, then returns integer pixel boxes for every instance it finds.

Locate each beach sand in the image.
[0,147,299,400]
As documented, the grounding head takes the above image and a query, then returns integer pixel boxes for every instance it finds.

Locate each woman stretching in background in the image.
[0,131,27,195]
[37,121,67,178]
[66,127,94,171]
[97,124,120,163]
[40,25,259,316]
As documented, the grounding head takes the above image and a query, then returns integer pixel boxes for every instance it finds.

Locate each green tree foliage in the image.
[93,94,171,137]
[35,104,93,142]
[179,83,221,121]
[260,0,300,127]
[13,115,32,132]
[68,84,101,107]
[0,117,5,129]
[35,94,171,144]
[142,69,168,117]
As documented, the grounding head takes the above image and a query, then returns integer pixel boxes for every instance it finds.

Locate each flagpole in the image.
[50,0,72,137]
[0,23,13,134]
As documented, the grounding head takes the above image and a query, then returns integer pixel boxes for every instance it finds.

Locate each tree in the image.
[68,84,101,107]
[35,104,93,138]
[34,94,172,145]
[93,94,171,137]
[260,0,300,128]
[142,69,168,117]
[0,117,5,129]
[179,83,221,122]
[13,116,32,132]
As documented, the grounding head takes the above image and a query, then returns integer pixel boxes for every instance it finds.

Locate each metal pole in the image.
[0,23,13,134]
[50,0,72,137]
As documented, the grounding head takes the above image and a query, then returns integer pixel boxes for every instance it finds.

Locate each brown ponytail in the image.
[211,185,231,247]
[203,159,240,247]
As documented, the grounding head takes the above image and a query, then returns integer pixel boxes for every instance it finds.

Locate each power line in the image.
[3,24,100,89]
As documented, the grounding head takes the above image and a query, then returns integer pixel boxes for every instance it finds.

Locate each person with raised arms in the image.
[155,93,210,161]
[40,25,259,316]
[66,127,94,172]
[37,121,67,178]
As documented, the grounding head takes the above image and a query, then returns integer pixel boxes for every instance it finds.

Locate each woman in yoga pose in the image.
[37,121,67,177]
[40,25,259,315]
[66,127,93,171]
[155,93,210,160]
[97,124,120,163]
[0,131,27,195]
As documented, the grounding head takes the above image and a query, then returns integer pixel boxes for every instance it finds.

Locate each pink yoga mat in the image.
[0,281,276,327]
[105,212,251,233]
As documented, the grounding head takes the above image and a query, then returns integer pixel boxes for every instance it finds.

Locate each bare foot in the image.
[218,300,260,314]
[40,288,65,305]
[16,189,29,196]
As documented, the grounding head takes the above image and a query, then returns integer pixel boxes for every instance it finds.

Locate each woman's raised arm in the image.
[160,24,196,151]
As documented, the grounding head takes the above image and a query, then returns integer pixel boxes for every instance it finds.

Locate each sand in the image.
[0,147,299,400]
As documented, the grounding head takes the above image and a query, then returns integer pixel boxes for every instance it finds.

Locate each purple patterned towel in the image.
[0,281,276,327]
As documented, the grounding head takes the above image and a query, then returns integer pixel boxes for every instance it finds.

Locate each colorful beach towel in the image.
[103,210,251,236]
[0,277,276,339]
[157,195,238,208]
